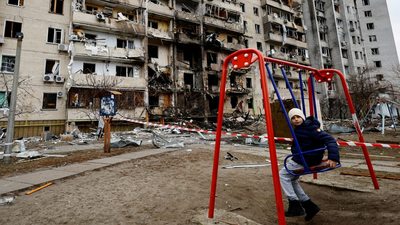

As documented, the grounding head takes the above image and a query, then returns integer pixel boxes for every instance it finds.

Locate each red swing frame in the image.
[208,49,379,225]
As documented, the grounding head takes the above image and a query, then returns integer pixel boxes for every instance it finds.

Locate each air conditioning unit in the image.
[57,91,64,98]
[58,44,69,52]
[43,74,55,82]
[55,76,65,83]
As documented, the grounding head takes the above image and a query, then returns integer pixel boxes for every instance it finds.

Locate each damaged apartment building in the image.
[3,0,378,137]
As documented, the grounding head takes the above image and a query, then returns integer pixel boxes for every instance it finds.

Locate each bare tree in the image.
[0,72,40,120]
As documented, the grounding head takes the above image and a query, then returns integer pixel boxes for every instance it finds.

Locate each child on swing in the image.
[280,108,340,221]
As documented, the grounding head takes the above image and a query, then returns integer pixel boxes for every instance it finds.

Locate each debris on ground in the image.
[0,196,15,205]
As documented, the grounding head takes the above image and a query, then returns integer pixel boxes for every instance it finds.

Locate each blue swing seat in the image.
[284,147,341,176]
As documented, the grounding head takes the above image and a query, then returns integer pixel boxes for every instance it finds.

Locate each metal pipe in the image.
[3,33,23,163]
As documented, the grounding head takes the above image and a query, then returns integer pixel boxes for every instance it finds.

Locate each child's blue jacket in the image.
[291,116,340,166]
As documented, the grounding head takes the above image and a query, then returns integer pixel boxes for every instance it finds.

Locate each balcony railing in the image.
[72,11,145,35]
[147,27,174,40]
[176,11,201,23]
[73,42,145,61]
[203,16,244,33]
[148,1,174,17]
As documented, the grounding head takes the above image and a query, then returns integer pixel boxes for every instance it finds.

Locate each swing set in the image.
[208,48,379,225]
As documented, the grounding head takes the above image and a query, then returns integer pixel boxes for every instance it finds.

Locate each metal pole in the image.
[3,32,23,163]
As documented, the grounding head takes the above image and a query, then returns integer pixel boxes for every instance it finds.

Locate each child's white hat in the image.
[288,108,305,121]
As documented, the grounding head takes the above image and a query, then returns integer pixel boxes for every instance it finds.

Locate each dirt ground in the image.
[0,131,399,225]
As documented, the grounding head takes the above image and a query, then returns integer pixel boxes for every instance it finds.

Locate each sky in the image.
[387,0,400,61]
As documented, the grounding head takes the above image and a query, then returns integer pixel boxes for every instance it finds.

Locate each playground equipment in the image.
[208,48,379,225]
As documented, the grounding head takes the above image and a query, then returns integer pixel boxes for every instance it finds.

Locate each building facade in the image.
[1,0,397,137]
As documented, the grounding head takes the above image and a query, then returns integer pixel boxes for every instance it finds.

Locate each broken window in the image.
[42,93,57,109]
[366,23,374,30]
[243,21,248,32]
[240,3,245,12]
[8,0,24,6]
[362,0,370,6]
[148,45,158,58]
[149,95,159,107]
[0,92,9,108]
[255,24,261,34]
[1,55,15,73]
[116,66,133,77]
[371,48,379,55]
[47,27,62,44]
[117,39,134,49]
[342,49,348,59]
[184,73,194,89]
[85,33,97,45]
[85,5,98,14]
[45,59,60,75]
[352,36,356,44]
[319,32,327,41]
[256,42,263,51]
[376,74,384,81]
[253,7,259,16]
[83,63,96,74]
[355,51,359,59]
[364,10,372,17]
[50,0,64,15]
[148,21,158,29]
[246,78,252,88]
[374,61,382,68]
[247,98,253,109]
[244,39,248,48]
[208,74,219,91]
[227,36,233,43]
[207,52,217,67]
[4,21,22,38]
[369,35,377,42]
[230,96,238,109]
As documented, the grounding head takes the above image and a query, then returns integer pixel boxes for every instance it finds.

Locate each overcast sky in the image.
[387,0,400,61]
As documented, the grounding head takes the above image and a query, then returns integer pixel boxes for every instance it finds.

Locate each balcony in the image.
[147,27,174,40]
[72,11,145,36]
[261,0,301,12]
[176,32,201,44]
[222,42,245,51]
[204,16,244,34]
[73,42,145,62]
[67,108,145,121]
[71,72,147,89]
[263,15,303,32]
[176,11,201,23]
[148,1,174,18]
[264,32,283,43]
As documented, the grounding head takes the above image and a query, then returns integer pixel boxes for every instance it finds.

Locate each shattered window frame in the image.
[4,20,22,38]
[0,91,10,108]
[149,95,159,107]
[247,98,253,109]
[42,93,57,110]
[1,55,16,73]
[45,59,60,75]
[83,63,96,74]
[7,0,24,6]
[47,27,63,44]
[49,0,64,15]
[148,45,159,58]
